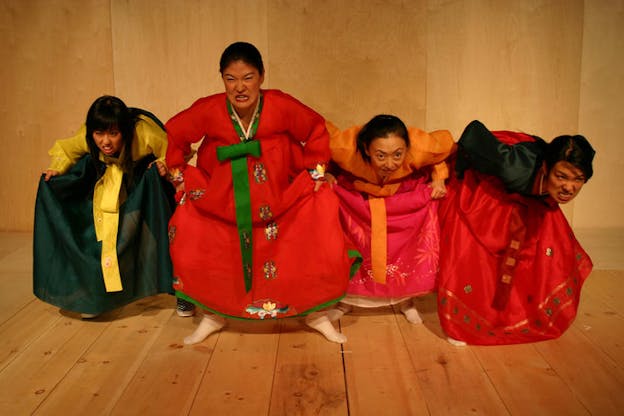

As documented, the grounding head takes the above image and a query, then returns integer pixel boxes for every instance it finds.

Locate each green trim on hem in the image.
[175,291,345,321]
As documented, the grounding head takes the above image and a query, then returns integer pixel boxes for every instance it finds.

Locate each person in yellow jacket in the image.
[34,95,175,318]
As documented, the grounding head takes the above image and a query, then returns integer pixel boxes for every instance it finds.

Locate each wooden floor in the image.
[0,230,623,415]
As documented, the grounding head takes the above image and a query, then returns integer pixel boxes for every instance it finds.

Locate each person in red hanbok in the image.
[323,115,455,323]
[166,42,352,344]
[437,120,595,345]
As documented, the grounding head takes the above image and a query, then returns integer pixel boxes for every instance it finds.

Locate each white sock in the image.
[399,300,423,324]
[447,337,467,347]
[184,313,225,345]
[305,312,347,343]
[325,303,352,322]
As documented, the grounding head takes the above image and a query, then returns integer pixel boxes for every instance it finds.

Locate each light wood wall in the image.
[2,0,622,231]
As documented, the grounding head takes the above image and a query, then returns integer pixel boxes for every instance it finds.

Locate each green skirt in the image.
[33,156,175,315]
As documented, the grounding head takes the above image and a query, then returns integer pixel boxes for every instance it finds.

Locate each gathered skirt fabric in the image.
[334,176,439,300]
[169,165,351,320]
[437,170,592,345]
[33,156,175,315]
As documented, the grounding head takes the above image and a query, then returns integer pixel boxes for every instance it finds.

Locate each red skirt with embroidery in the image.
[437,170,593,345]
[168,165,351,319]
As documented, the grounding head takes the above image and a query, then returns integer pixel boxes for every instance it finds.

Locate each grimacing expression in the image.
[545,160,586,204]
[93,128,123,156]
[222,60,264,117]
[366,134,407,183]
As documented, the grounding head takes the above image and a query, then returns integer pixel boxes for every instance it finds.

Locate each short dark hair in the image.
[356,114,409,162]
[546,134,595,181]
[219,42,264,75]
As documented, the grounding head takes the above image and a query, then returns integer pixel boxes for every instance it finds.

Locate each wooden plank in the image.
[581,270,622,307]
[0,313,110,414]
[0,232,31,261]
[536,325,624,415]
[401,310,504,415]
[269,318,347,416]
[399,294,510,415]
[340,305,430,415]
[411,292,449,340]
[0,299,61,370]
[573,290,624,366]
[0,271,36,325]
[188,318,281,415]
[472,344,589,415]
[574,269,624,365]
[109,310,216,416]
[0,232,623,416]
[0,233,34,325]
[32,295,173,415]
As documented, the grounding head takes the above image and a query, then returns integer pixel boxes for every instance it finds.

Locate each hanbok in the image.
[166,90,352,319]
[34,113,174,315]
[437,120,592,344]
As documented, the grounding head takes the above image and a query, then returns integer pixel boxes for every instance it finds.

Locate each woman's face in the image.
[545,160,586,204]
[222,60,264,117]
[365,134,408,183]
[93,128,123,156]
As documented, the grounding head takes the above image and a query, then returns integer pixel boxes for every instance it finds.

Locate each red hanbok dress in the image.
[328,123,455,305]
[437,120,593,345]
[166,90,351,319]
